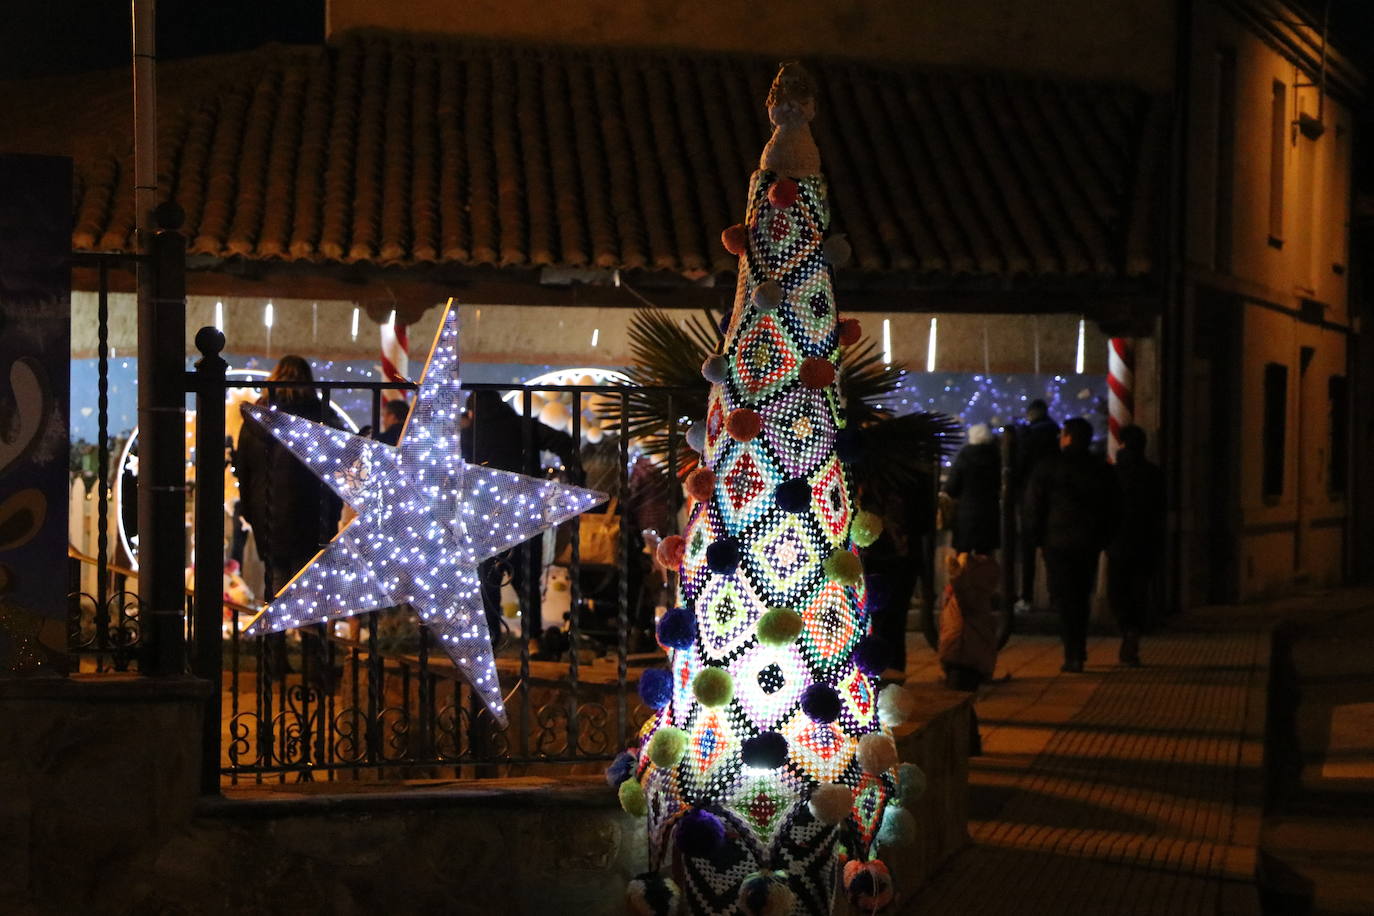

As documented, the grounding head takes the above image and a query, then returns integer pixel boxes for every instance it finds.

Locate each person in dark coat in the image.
[944,423,1001,554]
[376,398,409,445]
[1013,399,1060,611]
[460,390,579,648]
[1107,425,1165,666]
[1023,417,1121,672]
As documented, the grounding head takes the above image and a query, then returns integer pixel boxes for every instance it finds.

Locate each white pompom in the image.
[808,782,853,825]
[858,732,899,775]
[877,683,915,728]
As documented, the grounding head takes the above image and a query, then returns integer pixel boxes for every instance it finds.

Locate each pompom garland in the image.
[834,426,863,463]
[655,535,686,570]
[757,607,803,646]
[851,510,883,547]
[876,805,916,847]
[774,478,811,513]
[676,808,726,857]
[626,872,682,916]
[619,777,648,817]
[686,422,707,453]
[706,537,741,574]
[800,683,842,723]
[725,408,763,442]
[639,668,674,709]
[858,733,899,775]
[686,467,716,503]
[843,860,894,911]
[799,357,836,389]
[808,782,854,824]
[852,635,892,677]
[738,871,796,916]
[693,667,734,707]
[753,280,784,312]
[897,762,928,805]
[606,750,637,788]
[701,355,729,383]
[877,683,916,727]
[648,727,689,768]
[656,606,696,650]
[722,224,749,256]
[768,177,799,209]
[741,731,789,769]
[822,233,852,266]
[824,549,864,586]
[838,318,862,347]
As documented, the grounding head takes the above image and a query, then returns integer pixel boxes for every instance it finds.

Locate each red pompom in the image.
[725,408,763,442]
[721,224,749,256]
[838,318,862,347]
[768,178,799,210]
[685,467,716,503]
[655,535,686,570]
[799,357,836,389]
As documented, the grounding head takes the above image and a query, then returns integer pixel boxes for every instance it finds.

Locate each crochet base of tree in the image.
[610,64,926,916]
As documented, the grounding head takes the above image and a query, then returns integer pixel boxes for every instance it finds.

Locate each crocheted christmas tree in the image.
[617,63,919,916]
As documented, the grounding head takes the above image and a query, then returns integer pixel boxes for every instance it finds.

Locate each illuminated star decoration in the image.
[242,301,606,726]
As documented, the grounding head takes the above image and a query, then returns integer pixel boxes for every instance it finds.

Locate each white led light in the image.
[926,317,938,373]
[351,307,360,340]
[1075,318,1086,375]
[241,301,607,727]
[590,327,600,347]
[882,319,892,366]
[264,302,274,328]
[214,301,224,333]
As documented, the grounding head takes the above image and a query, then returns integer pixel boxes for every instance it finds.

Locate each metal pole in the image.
[192,327,227,793]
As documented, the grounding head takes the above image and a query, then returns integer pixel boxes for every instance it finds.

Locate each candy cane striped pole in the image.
[380,314,410,402]
[1107,337,1134,461]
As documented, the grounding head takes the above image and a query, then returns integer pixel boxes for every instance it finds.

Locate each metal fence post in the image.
[192,326,227,793]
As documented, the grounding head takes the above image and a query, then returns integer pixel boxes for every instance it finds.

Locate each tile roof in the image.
[22,32,1168,283]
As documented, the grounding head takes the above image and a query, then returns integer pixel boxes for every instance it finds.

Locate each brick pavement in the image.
[899,622,1269,915]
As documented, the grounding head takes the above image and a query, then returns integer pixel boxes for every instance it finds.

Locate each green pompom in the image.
[618,777,648,817]
[897,762,927,805]
[758,607,803,647]
[851,511,884,548]
[876,804,917,847]
[648,727,689,768]
[693,667,734,707]
[824,549,864,586]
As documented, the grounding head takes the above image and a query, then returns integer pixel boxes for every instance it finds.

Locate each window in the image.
[1269,80,1286,246]
[1214,48,1236,271]
[1262,362,1288,499]
[1329,375,1348,496]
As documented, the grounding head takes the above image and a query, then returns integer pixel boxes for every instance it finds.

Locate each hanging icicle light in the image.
[882,318,892,365]
[590,327,600,348]
[926,317,938,373]
[1075,317,1086,375]
[351,306,360,341]
[264,302,274,328]
[214,301,224,333]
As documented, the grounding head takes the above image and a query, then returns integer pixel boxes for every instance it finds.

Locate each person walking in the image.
[376,398,409,445]
[944,422,1001,555]
[1107,425,1165,666]
[1023,417,1121,672]
[1013,399,1060,612]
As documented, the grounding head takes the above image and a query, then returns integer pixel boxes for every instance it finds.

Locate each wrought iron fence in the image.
[185,327,693,786]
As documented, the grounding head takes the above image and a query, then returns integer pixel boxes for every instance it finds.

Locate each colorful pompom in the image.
[638,668,674,709]
[843,859,894,911]
[897,762,927,804]
[838,318,862,347]
[655,535,686,571]
[876,804,916,847]
[799,357,836,389]
[626,872,682,916]
[858,732,899,775]
[823,233,852,266]
[834,426,863,463]
[605,749,637,788]
[774,478,811,513]
[753,280,784,312]
[768,178,799,210]
[853,635,892,677]
[738,871,796,916]
[851,510,883,548]
[619,777,648,817]
[657,606,696,650]
[686,422,707,453]
[808,782,853,825]
[725,408,762,442]
[701,354,729,384]
[722,224,749,256]
[741,731,788,769]
[685,467,716,503]
[648,726,689,768]
[877,683,916,728]
[757,607,803,647]
[693,667,734,707]
[800,683,842,723]
[675,808,726,857]
[706,537,740,574]
[824,549,864,586]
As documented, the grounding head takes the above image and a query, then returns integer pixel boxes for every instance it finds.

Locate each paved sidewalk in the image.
[898,616,1270,915]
